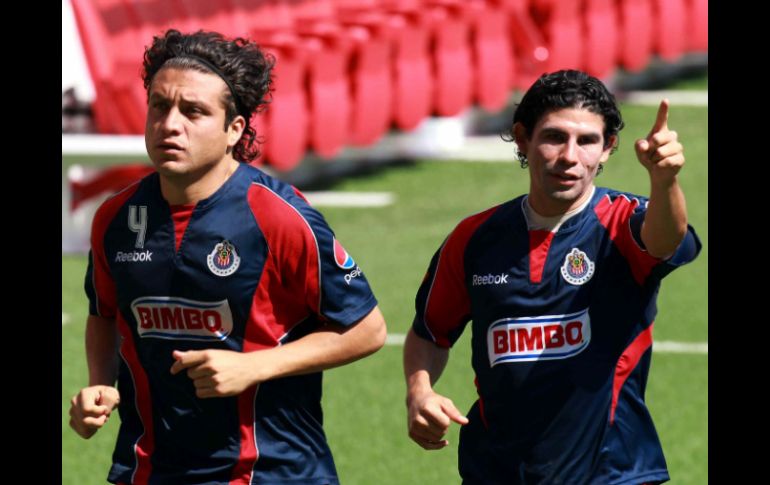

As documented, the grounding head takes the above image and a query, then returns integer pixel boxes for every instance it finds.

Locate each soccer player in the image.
[68,30,387,485]
[404,69,701,484]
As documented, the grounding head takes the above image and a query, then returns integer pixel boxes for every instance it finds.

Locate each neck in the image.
[160,157,240,205]
[527,185,596,218]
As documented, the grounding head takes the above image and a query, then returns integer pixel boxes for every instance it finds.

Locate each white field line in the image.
[620,90,708,107]
[62,312,71,326]
[303,191,395,207]
[653,340,708,354]
[384,333,707,354]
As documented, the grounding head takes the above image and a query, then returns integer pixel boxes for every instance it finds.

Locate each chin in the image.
[153,159,189,175]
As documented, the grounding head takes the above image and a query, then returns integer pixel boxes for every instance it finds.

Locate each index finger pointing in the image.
[648,99,670,137]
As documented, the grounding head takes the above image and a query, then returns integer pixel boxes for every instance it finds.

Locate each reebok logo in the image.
[472,273,509,286]
[115,251,153,263]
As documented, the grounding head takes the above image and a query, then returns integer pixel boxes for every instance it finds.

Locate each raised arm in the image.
[635,99,689,259]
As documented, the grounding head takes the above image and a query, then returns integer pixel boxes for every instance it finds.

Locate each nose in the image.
[560,139,579,165]
[160,107,183,135]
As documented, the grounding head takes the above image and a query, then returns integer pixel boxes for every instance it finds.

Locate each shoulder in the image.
[448,198,520,245]
[437,199,518,264]
[591,187,649,223]
[593,187,648,210]
[92,175,152,232]
[241,168,328,245]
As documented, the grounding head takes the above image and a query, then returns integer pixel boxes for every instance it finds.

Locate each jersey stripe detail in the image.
[474,376,489,429]
[89,181,142,317]
[528,230,555,284]
[237,183,323,480]
[230,385,260,485]
[610,323,654,424]
[248,183,321,316]
[169,204,195,253]
[423,206,500,347]
[117,314,155,484]
[594,195,660,286]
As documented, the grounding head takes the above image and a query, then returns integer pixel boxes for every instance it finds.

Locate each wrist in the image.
[243,349,273,385]
[406,379,433,407]
[649,171,679,189]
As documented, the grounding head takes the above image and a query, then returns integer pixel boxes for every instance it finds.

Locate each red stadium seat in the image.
[379,2,433,130]
[128,0,195,39]
[686,0,708,52]
[290,2,353,159]
[172,0,246,38]
[71,0,149,134]
[261,43,311,171]
[424,0,474,117]
[650,0,687,62]
[234,0,312,171]
[617,0,653,72]
[333,1,395,146]
[456,0,514,112]
[583,0,619,80]
[500,0,549,90]
[530,0,584,73]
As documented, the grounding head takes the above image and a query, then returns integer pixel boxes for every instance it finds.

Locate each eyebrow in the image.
[148,92,213,109]
[539,127,602,140]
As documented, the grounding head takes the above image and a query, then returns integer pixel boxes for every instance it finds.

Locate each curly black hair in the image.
[142,29,275,162]
[503,70,624,168]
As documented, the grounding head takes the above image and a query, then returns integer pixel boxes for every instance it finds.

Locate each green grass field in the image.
[62,102,707,484]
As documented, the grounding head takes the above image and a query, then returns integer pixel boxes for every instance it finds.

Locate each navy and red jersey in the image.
[85,163,377,485]
[412,187,701,485]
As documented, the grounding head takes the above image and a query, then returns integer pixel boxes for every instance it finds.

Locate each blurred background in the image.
[62,0,707,483]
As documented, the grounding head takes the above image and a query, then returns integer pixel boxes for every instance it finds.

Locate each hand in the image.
[407,390,469,450]
[69,385,120,439]
[170,349,259,398]
[634,99,685,184]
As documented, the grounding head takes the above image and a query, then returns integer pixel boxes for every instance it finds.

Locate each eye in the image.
[183,105,207,118]
[543,131,566,143]
[578,135,602,146]
[150,100,170,112]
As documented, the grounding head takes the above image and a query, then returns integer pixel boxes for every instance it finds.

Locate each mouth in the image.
[157,142,184,151]
[549,172,580,181]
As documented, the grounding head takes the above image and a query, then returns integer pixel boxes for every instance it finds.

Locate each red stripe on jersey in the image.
[291,186,311,204]
[528,230,555,284]
[425,206,499,347]
[474,376,488,429]
[90,182,142,318]
[230,184,321,479]
[117,314,155,484]
[169,204,195,253]
[247,183,319,329]
[230,252,308,482]
[610,324,653,424]
[230,386,259,485]
[594,195,660,286]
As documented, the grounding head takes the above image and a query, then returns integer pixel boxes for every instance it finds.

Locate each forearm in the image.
[85,315,120,386]
[641,175,689,259]
[247,306,386,383]
[404,328,449,403]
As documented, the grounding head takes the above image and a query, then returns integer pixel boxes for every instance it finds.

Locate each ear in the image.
[599,134,618,163]
[512,122,529,155]
[227,115,247,148]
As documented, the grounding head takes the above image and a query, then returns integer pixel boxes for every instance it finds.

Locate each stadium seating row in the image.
[70,0,707,171]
